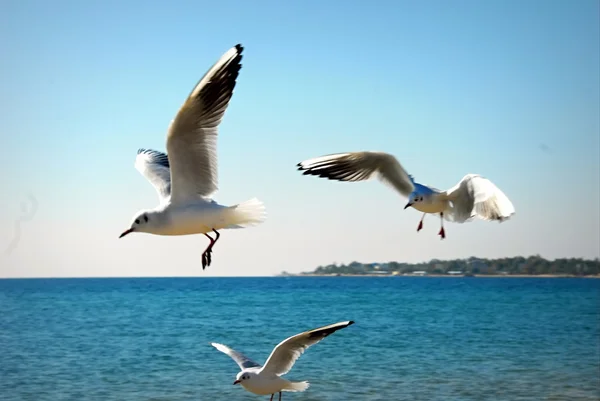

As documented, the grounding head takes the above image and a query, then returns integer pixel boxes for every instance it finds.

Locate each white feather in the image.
[444,174,515,223]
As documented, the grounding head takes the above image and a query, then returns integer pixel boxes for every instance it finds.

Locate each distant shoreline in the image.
[1,274,599,280]
[286,256,600,279]
[282,273,600,278]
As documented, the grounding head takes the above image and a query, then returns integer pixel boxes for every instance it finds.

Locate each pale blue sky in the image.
[1,0,598,277]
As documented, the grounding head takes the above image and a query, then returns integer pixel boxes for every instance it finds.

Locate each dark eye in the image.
[144,215,148,223]
[135,219,140,224]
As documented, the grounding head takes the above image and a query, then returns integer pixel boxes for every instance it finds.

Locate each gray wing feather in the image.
[135,148,171,202]
[297,152,415,197]
[211,342,262,371]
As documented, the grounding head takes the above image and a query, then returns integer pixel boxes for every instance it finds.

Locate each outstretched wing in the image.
[444,174,515,223]
[166,44,244,204]
[260,321,355,376]
[135,148,171,203]
[211,342,262,371]
[297,152,414,198]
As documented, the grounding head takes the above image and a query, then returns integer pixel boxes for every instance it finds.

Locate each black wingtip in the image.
[232,44,243,69]
[308,320,355,339]
[136,148,170,168]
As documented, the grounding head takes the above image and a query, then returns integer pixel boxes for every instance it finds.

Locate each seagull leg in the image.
[269,394,274,401]
[417,213,426,232]
[207,229,220,265]
[279,392,282,401]
[438,212,446,239]
[201,230,221,270]
[212,229,221,244]
[201,233,215,269]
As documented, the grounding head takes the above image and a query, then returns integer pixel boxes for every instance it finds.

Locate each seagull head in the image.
[404,192,425,210]
[233,371,252,385]
[119,210,158,238]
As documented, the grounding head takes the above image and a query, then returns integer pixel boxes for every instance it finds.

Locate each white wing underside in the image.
[163,44,244,205]
[297,152,415,198]
[259,321,354,377]
[444,174,515,223]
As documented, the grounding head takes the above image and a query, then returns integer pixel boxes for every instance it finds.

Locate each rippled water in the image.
[1,277,599,400]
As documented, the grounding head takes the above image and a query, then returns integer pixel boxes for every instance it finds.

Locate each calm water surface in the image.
[1,277,599,401]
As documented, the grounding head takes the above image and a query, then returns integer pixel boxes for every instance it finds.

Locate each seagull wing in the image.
[297,152,414,198]
[211,342,262,371]
[260,320,354,377]
[444,174,515,223]
[135,148,171,203]
[166,44,244,205]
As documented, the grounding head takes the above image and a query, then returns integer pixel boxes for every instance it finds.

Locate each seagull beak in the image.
[233,380,241,385]
[119,228,134,238]
[404,202,412,210]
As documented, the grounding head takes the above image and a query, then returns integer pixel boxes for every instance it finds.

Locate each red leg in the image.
[201,233,214,270]
[417,213,426,232]
[438,213,446,239]
[201,229,222,270]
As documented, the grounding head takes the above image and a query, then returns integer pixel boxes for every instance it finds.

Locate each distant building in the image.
[409,271,427,276]
[447,271,463,275]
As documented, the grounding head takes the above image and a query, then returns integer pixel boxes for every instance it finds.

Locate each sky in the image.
[0,0,598,278]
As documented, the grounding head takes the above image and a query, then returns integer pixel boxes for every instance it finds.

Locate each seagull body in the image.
[297,151,515,239]
[231,370,305,397]
[119,44,266,269]
[212,320,355,400]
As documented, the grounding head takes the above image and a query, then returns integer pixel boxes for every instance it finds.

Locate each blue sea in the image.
[1,277,599,401]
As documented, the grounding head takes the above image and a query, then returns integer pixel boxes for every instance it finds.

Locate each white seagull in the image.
[297,151,515,239]
[211,320,355,400]
[119,44,266,269]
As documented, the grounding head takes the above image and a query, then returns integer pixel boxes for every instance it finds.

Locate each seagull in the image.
[297,151,515,239]
[119,44,266,269]
[211,320,355,400]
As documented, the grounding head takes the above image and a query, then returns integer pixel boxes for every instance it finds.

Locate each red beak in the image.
[119,228,134,238]
[233,380,241,385]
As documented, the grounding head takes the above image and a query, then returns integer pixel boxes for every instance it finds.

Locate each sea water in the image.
[1,277,598,400]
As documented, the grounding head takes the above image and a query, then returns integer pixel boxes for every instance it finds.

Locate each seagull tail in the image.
[224,198,266,228]
[282,381,310,392]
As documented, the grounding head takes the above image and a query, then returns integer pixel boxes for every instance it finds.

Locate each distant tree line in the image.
[299,256,600,276]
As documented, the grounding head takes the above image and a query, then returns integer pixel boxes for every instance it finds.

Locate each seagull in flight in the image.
[119,44,266,269]
[211,320,355,400]
[297,151,514,239]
